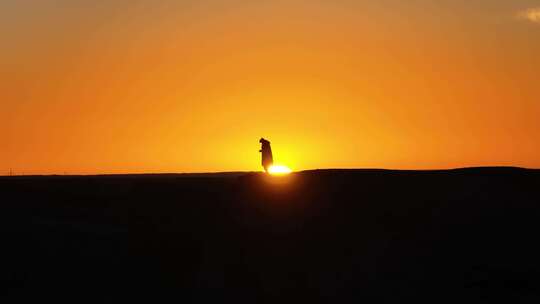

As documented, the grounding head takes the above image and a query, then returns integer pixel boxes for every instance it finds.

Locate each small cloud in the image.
[518,7,540,23]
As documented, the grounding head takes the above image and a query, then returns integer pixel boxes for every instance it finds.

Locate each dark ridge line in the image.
[298,166,535,174]
[0,166,538,178]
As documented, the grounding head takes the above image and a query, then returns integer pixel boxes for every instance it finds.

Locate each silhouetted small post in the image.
[259,138,274,173]
[9,168,13,176]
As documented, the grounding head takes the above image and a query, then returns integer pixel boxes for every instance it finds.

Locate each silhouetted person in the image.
[259,138,273,173]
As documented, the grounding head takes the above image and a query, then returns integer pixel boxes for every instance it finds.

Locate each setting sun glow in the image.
[268,165,292,175]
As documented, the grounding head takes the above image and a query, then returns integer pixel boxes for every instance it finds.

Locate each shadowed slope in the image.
[1,167,539,302]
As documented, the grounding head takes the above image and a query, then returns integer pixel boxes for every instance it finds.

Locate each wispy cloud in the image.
[518,7,540,23]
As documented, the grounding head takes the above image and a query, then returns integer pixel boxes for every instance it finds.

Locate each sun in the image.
[268,165,292,175]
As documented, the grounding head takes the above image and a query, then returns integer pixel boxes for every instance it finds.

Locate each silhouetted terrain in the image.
[1,168,540,303]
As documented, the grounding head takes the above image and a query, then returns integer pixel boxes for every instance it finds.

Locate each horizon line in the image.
[0,166,536,177]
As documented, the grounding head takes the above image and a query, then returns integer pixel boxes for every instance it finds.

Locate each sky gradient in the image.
[2,0,540,174]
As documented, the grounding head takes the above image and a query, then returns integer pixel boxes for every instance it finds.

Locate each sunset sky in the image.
[2,0,540,174]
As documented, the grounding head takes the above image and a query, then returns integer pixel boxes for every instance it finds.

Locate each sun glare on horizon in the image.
[268,165,292,175]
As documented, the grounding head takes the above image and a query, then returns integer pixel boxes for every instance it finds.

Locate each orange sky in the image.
[2,0,540,174]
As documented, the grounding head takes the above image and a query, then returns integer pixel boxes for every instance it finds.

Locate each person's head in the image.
[259,138,266,144]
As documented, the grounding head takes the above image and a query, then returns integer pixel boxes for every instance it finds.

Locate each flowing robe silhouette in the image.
[259,138,273,173]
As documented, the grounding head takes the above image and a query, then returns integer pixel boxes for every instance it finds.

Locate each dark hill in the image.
[1,168,540,303]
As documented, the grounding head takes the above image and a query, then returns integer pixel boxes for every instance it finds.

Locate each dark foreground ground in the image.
[1,168,540,303]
